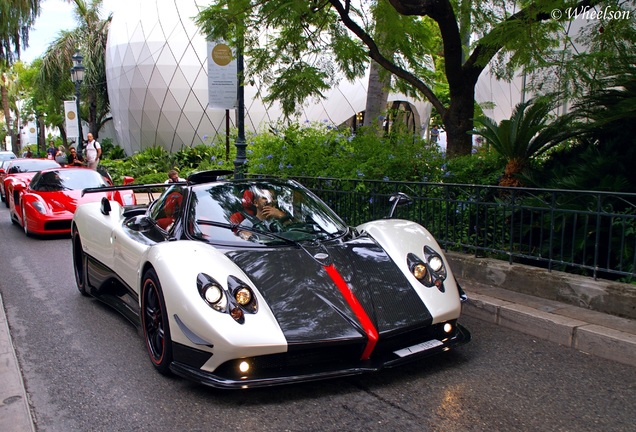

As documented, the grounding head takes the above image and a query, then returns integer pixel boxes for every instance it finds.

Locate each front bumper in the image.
[169,322,471,389]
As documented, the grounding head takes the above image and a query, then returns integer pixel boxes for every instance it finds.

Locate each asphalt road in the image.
[0,204,635,432]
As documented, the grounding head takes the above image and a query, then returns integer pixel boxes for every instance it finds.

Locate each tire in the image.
[22,205,30,236]
[72,227,89,295]
[141,268,173,375]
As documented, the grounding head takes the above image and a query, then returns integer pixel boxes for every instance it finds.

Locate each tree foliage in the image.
[38,0,111,142]
[195,0,635,158]
[0,0,41,65]
[472,97,577,186]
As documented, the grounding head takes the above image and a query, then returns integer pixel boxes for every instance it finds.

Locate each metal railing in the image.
[285,176,636,282]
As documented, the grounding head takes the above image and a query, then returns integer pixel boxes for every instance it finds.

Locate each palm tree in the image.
[532,64,636,192]
[0,0,41,65]
[1,0,42,153]
[472,98,575,187]
[38,0,111,143]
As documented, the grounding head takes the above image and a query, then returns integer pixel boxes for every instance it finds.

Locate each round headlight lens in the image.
[429,256,443,272]
[235,287,252,305]
[204,284,223,304]
[413,263,427,280]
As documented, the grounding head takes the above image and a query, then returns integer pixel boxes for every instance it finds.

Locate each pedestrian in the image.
[46,141,56,160]
[67,147,84,166]
[430,125,440,143]
[55,145,68,165]
[84,133,102,170]
[165,169,185,183]
[25,149,32,158]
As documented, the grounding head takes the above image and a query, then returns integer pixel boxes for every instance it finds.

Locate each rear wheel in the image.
[72,227,88,295]
[141,268,173,374]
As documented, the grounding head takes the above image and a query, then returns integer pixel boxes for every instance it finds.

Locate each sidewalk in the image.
[0,294,35,432]
[1,278,635,432]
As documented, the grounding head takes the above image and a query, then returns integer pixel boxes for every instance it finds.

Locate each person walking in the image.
[84,133,102,170]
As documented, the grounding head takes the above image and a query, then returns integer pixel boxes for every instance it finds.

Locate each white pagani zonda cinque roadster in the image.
[72,170,470,389]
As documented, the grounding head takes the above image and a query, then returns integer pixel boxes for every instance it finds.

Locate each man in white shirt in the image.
[85,133,102,170]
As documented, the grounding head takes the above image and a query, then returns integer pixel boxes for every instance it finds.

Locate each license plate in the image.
[394,339,443,357]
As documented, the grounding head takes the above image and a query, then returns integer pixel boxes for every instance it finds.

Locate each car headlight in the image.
[428,256,443,272]
[32,201,47,214]
[235,287,252,305]
[197,274,259,321]
[197,273,227,312]
[204,284,223,304]
[412,263,427,280]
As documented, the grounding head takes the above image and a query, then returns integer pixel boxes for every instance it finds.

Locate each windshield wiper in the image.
[196,219,301,247]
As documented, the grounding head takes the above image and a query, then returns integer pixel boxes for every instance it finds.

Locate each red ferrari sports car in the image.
[2,158,61,207]
[9,166,136,236]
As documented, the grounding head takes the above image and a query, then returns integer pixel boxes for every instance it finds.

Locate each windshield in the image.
[8,159,60,173]
[30,169,109,192]
[187,180,348,245]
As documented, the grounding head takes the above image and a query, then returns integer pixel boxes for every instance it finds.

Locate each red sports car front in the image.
[13,167,136,236]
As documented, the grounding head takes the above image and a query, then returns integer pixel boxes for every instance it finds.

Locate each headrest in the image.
[242,189,254,210]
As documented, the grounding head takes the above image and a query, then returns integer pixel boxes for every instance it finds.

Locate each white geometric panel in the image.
[105,0,434,155]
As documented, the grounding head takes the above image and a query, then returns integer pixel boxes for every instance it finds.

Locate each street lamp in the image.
[233,34,247,179]
[70,50,85,157]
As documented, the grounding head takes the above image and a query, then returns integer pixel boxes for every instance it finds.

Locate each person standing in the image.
[46,141,56,160]
[84,133,102,170]
[430,125,440,144]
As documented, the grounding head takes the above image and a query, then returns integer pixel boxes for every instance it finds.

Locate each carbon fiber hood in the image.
[225,235,432,344]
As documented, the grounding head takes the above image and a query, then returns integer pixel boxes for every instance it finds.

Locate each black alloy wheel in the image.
[72,227,88,295]
[141,268,173,375]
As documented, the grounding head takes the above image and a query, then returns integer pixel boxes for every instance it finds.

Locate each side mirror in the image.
[123,176,135,185]
[100,197,112,215]
[387,192,413,218]
[0,168,5,174]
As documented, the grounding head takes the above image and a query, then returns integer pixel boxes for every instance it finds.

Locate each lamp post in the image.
[233,35,247,179]
[70,50,85,157]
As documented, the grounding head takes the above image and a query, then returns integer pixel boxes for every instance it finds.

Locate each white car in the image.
[0,150,17,161]
[71,170,470,389]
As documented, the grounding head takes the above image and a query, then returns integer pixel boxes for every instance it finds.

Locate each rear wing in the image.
[81,169,235,197]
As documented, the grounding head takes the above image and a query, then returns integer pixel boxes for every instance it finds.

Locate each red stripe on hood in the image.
[324,264,378,360]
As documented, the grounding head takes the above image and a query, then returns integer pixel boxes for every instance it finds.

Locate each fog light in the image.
[443,323,453,333]
[239,361,250,373]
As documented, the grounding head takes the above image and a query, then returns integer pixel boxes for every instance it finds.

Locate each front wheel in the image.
[22,205,30,236]
[141,268,173,375]
[72,227,88,295]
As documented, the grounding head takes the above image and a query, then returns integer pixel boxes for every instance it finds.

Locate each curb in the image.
[461,286,636,366]
[0,294,35,432]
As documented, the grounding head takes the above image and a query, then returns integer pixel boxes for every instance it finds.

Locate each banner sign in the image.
[27,121,37,144]
[64,100,79,137]
[207,40,237,109]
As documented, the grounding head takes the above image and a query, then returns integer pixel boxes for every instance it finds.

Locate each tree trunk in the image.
[0,82,15,153]
[364,60,390,131]
[89,91,98,139]
[443,85,475,158]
